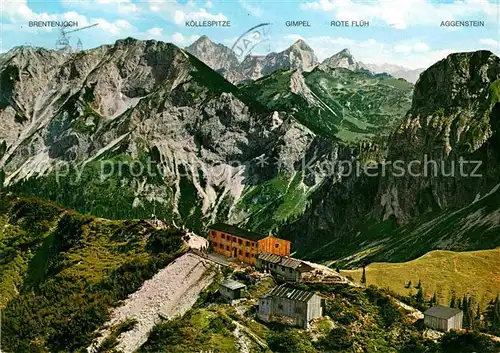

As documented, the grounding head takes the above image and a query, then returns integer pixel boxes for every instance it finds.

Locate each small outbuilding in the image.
[219,279,247,300]
[256,252,314,282]
[424,305,463,332]
[258,284,323,328]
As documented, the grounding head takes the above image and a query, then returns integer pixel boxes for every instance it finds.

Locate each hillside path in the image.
[87,253,217,353]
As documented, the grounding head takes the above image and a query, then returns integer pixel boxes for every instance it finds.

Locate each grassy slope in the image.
[139,307,246,353]
[342,248,500,309]
[0,193,186,352]
[241,67,413,143]
[235,172,319,234]
[304,69,413,142]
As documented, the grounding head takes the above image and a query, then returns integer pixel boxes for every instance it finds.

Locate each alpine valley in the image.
[1,35,500,352]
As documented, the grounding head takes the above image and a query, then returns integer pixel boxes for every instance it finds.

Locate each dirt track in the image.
[88,253,217,353]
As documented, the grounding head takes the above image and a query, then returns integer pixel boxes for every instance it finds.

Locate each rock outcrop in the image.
[0,38,337,233]
[240,39,319,80]
[185,37,319,83]
[284,50,500,263]
[377,50,500,221]
[320,48,362,71]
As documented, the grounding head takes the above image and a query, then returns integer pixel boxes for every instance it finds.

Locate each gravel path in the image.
[392,297,424,321]
[185,232,208,250]
[88,253,217,353]
[233,322,252,353]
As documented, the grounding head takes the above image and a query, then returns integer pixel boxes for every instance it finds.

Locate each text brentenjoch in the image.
[29,21,79,28]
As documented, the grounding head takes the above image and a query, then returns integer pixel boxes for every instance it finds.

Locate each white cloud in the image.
[480,38,500,47]
[300,0,499,29]
[239,0,263,17]
[61,0,140,15]
[147,27,164,39]
[171,32,185,44]
[173,8,228,25]
[93,18,134,36]
[147,0,228,26]
[414,42,431,52]
[205,1,213,8]
[148,0,162,13]
[394,41,430,54]
[60,12,134,36]
[3,0,56,23]
[166,32,200,45]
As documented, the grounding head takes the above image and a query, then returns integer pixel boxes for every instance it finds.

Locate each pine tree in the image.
[450,293,456,308]
[430,293,437,306]
[496,296,500,333]
[462,296,469,328]
[485,294,500,334]
[467,297,474,329]
[416,286,425,308]
[361,265,367,286]
[475,304,482,329]
[460,295,475,329]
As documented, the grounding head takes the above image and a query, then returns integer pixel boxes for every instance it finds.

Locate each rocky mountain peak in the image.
[338,48,352,56]
[185,35,240,74]
[193,35,211,44]
[186,35,219,52]
[411,50,500,114]
[276,39,319,71]
[186,35,216,53]
[185,36,321,83]
[290,39,314,52]
[319,48,360,71]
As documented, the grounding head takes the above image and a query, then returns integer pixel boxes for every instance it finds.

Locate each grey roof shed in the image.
[264,284,316,302]
[220,278,246,291]
[424,305,462,319]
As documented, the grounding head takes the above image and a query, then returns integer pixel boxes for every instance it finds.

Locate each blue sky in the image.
[1,0,499,69]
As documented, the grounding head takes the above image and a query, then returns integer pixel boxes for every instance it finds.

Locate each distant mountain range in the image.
[185,35,424,84]
[359,62,424,84]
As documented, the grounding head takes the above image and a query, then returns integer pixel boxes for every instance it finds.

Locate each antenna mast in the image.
[55,23,99,52]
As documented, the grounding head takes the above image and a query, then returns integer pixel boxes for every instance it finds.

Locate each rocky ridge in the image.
[377,50,500,221]
[239,39,319,81]
[0,37,343,234]
[319,48,363,72]
[185,36,421,84]
[186,37,319,84]
[285,50,500,263]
